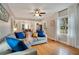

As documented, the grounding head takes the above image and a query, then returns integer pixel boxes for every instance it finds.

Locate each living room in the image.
[0,3,79,55]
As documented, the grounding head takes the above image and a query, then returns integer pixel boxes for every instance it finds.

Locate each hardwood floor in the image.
[31,39,79,55]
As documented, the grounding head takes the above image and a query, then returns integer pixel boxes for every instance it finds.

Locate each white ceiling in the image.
[6,3,73,20]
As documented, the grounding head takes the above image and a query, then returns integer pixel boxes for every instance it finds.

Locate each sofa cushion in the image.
[37,30,45,37]
[14,32,25,39]
[32,32,38,38]
[6,37,28,52]
[8,34,16,38]
[0,40,11,54]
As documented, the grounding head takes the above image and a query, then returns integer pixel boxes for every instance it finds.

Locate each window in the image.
[57,8,68,34]
[60,17,68,34]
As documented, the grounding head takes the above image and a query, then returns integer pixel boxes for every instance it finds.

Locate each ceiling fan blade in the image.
[40,12,46,14]
[39,14,42,16]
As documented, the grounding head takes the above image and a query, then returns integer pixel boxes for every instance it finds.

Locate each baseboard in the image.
[48,36,57,41]
[48,36,77,48]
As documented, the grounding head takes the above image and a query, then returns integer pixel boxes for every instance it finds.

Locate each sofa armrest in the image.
[7,48,37,55]
[0,49,12,55]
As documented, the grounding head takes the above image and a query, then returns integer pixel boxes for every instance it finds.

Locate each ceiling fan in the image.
[33,8,46,17]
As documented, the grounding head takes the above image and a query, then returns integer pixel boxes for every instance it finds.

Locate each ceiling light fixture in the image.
[35,13,39,16]
[32,8,46,17]
[34,9,40,16]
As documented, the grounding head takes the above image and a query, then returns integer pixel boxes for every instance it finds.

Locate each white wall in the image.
[56,4,77,47]
[46,13,57,40]
[0,18,11,40]
[75,4,79,48]
[0,4,15,41]
[46,4,79,48]
[67,4,77,47]
[15,20,44,32]
[68,4,79,48]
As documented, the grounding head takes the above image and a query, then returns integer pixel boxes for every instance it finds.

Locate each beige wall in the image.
[46,13,57,40]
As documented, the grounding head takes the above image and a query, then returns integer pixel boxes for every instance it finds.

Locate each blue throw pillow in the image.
[15,32,26,39]
[6,37,28,52]
[37,30,45,37]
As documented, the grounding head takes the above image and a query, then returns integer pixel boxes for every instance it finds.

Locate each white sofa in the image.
[0,31,47,55]
[0,34,37,55]
[31,33,47,45]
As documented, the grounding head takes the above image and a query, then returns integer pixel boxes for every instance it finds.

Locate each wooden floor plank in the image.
[31,39,79,55]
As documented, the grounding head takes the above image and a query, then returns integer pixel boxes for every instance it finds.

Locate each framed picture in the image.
[0,3,9,22]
